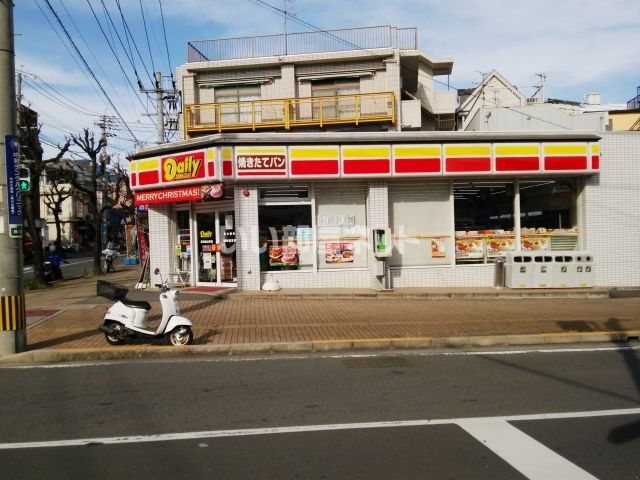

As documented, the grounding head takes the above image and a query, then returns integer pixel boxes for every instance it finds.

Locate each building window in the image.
[311,79,359,120]
[215,85,261,125]
[316,182,368,269]
[259,186,312,272]
[389,181,452,267]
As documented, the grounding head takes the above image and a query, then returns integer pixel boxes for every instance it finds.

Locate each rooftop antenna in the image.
[531,72,551,103]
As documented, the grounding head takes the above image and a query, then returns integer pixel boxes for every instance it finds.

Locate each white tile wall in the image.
[584,132,640,287]
[234,184,261,290]
[148,204,173,285]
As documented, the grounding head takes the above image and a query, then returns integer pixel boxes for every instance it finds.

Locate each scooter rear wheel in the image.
[105,322,125,345]
[167,326,193,346]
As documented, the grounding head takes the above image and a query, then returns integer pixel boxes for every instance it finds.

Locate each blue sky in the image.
[14,0,640,159]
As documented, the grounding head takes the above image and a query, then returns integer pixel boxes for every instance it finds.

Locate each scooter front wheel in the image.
[167,326,193,346]
[104,322,125,345]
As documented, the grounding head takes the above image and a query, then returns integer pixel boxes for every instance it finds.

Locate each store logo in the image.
[162,152,204,182]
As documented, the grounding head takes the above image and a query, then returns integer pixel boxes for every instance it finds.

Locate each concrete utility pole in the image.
[0,1,26,355]
[140,71,179,145]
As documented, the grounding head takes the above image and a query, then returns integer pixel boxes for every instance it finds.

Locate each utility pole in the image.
[140,72,179,145]
[0,2,25,355]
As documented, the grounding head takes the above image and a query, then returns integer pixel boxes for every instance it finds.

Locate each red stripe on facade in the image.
[131,173,137,186]
[544,156,587,170]
[207,162,215,177]
[236,171,287,176]
[445,157,491,172]
[394,157,441,174]
[138,170,160,185]
[223,160,233,177]
[592,155,600,170]
[291,159,339,175]
[495,156,540,172]
[343,159,390,175]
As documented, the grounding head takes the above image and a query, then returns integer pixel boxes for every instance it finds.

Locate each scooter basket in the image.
[96,280,128,301]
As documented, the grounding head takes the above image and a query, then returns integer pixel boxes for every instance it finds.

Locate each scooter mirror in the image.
[154,268,160,275]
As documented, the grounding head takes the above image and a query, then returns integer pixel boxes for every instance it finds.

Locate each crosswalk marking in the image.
[458,418,598,479]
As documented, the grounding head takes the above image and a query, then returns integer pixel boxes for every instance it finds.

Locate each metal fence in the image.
[187,26,418,63]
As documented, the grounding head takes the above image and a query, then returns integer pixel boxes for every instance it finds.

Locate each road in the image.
[0,345,639,479]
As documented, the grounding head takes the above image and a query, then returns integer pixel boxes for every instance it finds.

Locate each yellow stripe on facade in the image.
[138,158,160,171]
[236,146,287,155]
[543,144,587,155]
[290,147,339,160]
[342,146,390,159]
[591,144,600,154]
[222,147,233,160]
[394,146,441,158]
[445,145,491,157]
[206,148,215,161]
[495,145,540,156]
[129,161,138,173]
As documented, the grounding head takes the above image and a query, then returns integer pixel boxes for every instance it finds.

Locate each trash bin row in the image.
[503,251,594,289]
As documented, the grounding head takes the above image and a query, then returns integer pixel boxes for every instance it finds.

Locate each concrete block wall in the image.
[584,132,640,287]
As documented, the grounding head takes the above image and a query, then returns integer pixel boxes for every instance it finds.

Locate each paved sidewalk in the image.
[2,264,639,363]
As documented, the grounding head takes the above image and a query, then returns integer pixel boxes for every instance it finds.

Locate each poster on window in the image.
[430,238,446,258]
[325,242,354,264]
[521,235,550,251]
[455,236,484,259]
[486,234,516,257]
[269,244,299,266]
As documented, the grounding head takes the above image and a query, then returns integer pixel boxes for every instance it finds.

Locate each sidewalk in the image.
[3,264,640,364]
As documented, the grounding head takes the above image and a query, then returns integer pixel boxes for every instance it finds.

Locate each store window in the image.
[259,186,312,272]
[454,181,515,263]
[519,179,579,251]
[316,183,367,269]
[174,210,191,273]
[389,181,452,267]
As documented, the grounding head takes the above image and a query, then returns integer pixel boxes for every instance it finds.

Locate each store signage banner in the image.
[162,151,206,183]
[134,186,203,205]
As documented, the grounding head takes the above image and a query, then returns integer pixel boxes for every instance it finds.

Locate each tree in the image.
[18,106,70,286]
[41,162,73,254]
[68,129,133,274]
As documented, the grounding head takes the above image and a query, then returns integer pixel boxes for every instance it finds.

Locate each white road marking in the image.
[458,418,598,479]
[0,407,638,451]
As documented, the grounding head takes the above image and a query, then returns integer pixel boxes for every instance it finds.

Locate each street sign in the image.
[4,135,22,238]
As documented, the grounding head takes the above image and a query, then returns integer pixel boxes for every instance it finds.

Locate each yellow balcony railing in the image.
[184,92,396,137]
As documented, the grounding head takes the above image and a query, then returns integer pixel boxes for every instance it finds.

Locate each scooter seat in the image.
[121,298,152,310]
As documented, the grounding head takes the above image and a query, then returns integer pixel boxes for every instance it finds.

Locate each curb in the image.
[1,331,639,365]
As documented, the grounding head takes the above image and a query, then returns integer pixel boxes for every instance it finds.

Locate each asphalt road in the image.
[0,345,639,479]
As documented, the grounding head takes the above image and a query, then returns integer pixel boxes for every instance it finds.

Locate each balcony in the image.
[184,92,396,137]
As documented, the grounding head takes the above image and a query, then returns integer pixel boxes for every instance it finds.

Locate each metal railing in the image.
[187,26,417,63]
[184,92,396,136]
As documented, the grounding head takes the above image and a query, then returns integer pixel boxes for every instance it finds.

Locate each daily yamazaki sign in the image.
[162,151,205,182]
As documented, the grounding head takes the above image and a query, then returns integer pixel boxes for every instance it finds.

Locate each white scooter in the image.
[97,269,193,346]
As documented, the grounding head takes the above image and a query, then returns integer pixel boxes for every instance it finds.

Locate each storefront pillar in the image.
[234,184,261,290]
[148,204,173,284]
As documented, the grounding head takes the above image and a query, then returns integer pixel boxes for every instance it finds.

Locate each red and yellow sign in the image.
[162,151,205,183]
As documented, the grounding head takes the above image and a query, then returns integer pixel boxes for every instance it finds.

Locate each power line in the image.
[41,0,141,144]
[158,0,175,87]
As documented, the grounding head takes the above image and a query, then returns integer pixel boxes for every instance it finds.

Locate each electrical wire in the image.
[158,0,175,86]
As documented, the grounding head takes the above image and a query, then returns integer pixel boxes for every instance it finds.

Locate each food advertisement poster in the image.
[430,239,446,258]
[269,244,299,266]
[325,242,354,264]
[486,235,516,257]
[455,236,484,259]
[521,236,550,251]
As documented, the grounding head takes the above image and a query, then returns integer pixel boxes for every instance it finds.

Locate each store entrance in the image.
[194,209,237,286]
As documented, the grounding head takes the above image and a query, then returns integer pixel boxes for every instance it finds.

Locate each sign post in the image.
[4,134,21,237]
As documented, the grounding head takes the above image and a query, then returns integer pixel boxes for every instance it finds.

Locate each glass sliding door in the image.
[194,209,237,286]
[196,212,217,284]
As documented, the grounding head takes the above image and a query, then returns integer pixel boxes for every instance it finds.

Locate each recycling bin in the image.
[574,252,594,288]
[504,252,533,288]
[552,253,575,288]
[532,253,554,288]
